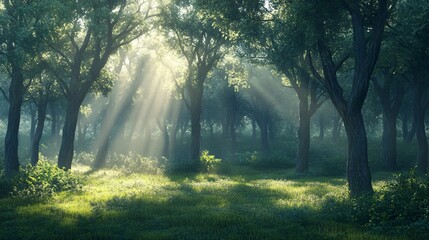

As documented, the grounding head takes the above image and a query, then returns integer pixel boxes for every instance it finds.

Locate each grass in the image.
[0,165,419,240]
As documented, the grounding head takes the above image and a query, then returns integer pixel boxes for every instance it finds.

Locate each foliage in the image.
[9,159,82,200]
[200,150,221,172]
[107,152,166,175]
[0,172,12,198]
[367,170,429,231]
[323,170,429,236]
[74,151,96,166]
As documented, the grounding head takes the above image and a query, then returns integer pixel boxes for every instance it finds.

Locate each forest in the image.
[0,0,428,239]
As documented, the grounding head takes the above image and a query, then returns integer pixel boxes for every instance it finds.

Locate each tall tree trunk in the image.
[414,86,428,174]
[94,106,114,170]
[189,86,203,168]
[319,115,325,140]
[190,105,202,168]
[30,105,36,145]
[344,111,373,196]
[156,121,170,158]
[251,118,257,139]
[401,113,408,142]
[169,119,179,160]
[332,114,342,141]
[382,114,397,171]
[31,96,48,166]
[256,118,270,154]
[50,103,59,146]
[405,118,416,143]
[296,103,310,173]
[58,99,82,170]
[4,64,24,176]
[230,110,237,155]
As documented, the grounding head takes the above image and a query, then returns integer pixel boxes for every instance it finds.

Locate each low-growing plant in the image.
[107,152,166,174]
[367,170,429,230]
[0,173,12,198]
[200,150,221,172]
[10,159,82,200]
[74,151,95,166]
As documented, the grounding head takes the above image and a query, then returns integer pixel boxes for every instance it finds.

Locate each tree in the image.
[305,0,389,195]
[0,0,53,176]
[371,68,405,171]
[45,0,148,169]
[161,0,228,168]
[390,0,429,174]
[28,63,59,165]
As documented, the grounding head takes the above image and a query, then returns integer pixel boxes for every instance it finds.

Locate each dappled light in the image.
[0,0,428,239]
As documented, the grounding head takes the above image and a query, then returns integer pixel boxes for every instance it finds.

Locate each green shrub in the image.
[367,170,429,230]
[10,159,82,200]
[107,152,166,174]
[74,151,95,166]
[0,173,12,198]
[200,150,222,172]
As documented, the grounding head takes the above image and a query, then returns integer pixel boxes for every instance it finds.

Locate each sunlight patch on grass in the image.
[0,168,414,240]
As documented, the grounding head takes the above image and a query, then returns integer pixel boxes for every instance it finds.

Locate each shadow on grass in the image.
[0,178,416,240]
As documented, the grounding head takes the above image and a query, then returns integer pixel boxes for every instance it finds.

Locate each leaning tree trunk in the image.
[58,99,82,170]
[4,64,24,176]
[344,111,373,196]
[296,100,311,173]
[414,86,428,174]
[31,96,48,166]
[382,114,397,171]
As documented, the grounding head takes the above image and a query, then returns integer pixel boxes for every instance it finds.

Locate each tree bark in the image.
[31,96,48,166]
[189,86,204,168]
[30,106,36,145]
[58,99,82,170]
[344,111,373,196]
[332,114,342,141]
[382,114,397,171]
[256,116,270,154]
[413,85,428,174]
[49,102,60,146]
[4,63,24,176]
[319,115,325,140]
[296,102,310,173]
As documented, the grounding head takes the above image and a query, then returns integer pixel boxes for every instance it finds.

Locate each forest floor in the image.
[0,166,415,240]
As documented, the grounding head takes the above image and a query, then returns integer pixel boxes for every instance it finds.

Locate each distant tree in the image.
[28,64,59,166]
[371,66,405,171]
[390,0,429,174]
[160,0,228,168]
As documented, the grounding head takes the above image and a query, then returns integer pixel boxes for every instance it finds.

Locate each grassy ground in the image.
[0,165,417,240]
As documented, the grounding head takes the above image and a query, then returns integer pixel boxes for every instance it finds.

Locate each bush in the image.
[10,159,82,200]
[107,152,166,174]
[0,173,12,198]
[74,151,95,166]
[200,150,221,172]
[367,170,429,230]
